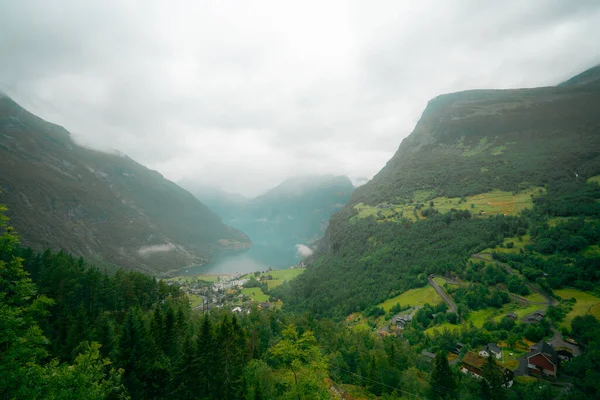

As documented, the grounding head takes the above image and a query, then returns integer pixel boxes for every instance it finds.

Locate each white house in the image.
[479,343,502,359]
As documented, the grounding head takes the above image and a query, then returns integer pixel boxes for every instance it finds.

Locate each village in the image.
[166,265,307,314]
[372,286,582,390]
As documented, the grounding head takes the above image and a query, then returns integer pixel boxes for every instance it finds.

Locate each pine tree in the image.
[481,353,505,400]
[195,315,217,398]
[170,332,197,400]
[116,307,152,398]
[429,351,456,399]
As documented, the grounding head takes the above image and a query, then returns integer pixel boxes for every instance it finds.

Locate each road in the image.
[549,328,580,356]
[428,276,458,314]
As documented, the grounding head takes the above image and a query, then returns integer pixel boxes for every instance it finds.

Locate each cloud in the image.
[1,1,600,196]
[296,244,314,258]
[138,243,176,257]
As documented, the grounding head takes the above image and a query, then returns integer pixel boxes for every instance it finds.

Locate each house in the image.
[505,312,518,321]
[526,342,558,378]
[525,310,546,324]
[479,343,502,360]
[461,351,514,388]
[421,351,436,363]
[452,342,466,355]
[232,307,242,313]
[391,315,412,330]
[258,302,272,310]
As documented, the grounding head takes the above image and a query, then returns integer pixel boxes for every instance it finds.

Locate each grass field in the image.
[354,187,543,224]
[587,175,600,184]
[241,287,270,302]
[431,188,543,217]
[523,292,546,303]
[245,268,306,290]
[555,288,600,328]
[493,303,543,321]
[188,294,204,308]
[247,268,306,281]
[433,277,447,286]
[424,323,461,336]
[379,286,442,312]
[467,308,499,328]
[265,280,284,290]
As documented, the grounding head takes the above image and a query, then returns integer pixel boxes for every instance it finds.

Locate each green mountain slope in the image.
[279,66,600,318]
[185,175,354,267]
[0,94,250,275]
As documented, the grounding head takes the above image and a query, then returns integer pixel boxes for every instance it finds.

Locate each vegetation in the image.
[241,287,270,302]
[378,285,442,311]
[0,95,250,275]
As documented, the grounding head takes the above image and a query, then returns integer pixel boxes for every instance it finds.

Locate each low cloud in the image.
[138,243,176,257]
[2,1,600,195]
[296,244,314,258]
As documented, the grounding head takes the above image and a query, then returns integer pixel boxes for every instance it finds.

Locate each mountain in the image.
[279,66,600,318]
[0,94,251,275]
[558,64,600,87]
[186,175,354,267]
[178,181,249,222]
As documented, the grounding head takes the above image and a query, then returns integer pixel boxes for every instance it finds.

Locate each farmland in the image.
[353,187,544,224]
[241,287,270,302]
[555,288,600,328]
[378,286,442,312]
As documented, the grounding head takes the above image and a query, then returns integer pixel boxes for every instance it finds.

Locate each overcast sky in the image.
[1,0,600,196]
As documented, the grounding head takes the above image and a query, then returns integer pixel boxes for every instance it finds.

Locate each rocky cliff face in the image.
[0,95,251,275]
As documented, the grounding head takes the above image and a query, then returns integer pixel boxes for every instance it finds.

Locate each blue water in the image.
[178,245,300,275]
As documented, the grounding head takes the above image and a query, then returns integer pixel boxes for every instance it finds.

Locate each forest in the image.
[2,190,600,399]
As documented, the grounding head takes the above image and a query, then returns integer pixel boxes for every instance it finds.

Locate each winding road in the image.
[428,275,458,313]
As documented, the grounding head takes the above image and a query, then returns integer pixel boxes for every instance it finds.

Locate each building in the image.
[479,343,502,359]
[525,310,546,324]
[461,351,514,388]
[391,315,412,330]
[452,342,466,355]
[505,312,518,321]
[526,342,558,378]
[421,351,436,363]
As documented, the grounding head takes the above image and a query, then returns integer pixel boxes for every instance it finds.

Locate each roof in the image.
[422,351,436,359]
[462,351,487,370]
[486,343,501,353]
[506,312,518,318]
[527,342,558,365]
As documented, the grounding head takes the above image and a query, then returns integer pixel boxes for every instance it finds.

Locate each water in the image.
[178,245,301,275]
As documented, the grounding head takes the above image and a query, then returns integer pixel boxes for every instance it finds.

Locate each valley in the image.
[2,64,600,399]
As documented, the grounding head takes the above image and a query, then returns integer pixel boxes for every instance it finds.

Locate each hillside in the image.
[279,66,600,318]
[0,94,250,275]
[186,175,354,266]
[179,181,249,222]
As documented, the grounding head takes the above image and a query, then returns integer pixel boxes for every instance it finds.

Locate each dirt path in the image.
[428,276,458,314]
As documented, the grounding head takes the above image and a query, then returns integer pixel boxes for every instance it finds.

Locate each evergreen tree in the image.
[195,315,217,398]
[429,351,456,399]
[481,353,505,399]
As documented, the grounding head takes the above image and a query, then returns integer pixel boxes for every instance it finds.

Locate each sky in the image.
[1,1,600,196]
